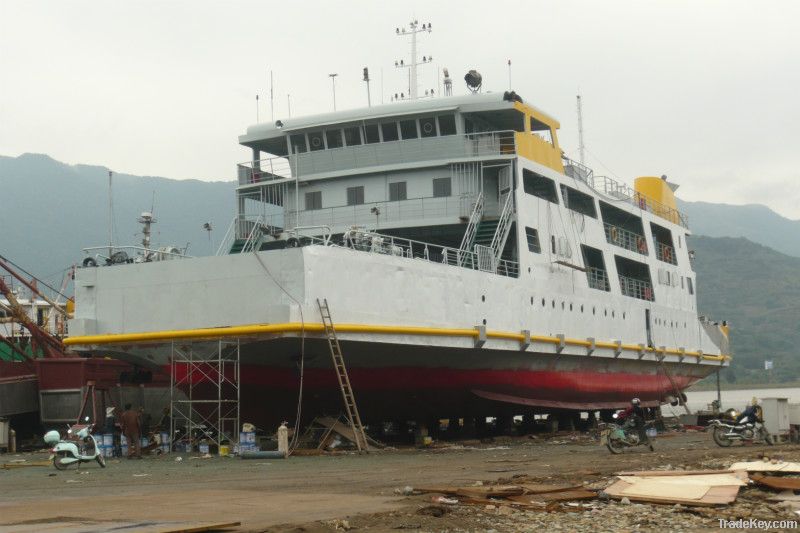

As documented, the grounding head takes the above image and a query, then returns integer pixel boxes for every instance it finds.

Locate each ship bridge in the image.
[229,92,563,256]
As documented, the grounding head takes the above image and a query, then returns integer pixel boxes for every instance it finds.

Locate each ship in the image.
[64,86,730,430]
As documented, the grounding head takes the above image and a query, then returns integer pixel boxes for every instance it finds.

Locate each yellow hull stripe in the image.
[63,322,729,362]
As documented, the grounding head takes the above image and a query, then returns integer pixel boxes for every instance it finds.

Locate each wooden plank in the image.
[508,489,596,504]
[520,483,583,494]
[751,473,800,491]
[615,469,737,477]
[159,522,241,533]
[729,461,800,473]
[455,486,524,498]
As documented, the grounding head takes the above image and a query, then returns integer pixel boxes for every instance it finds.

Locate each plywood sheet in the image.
[620,480,709,500]
[751,473,800,491]
[605,479,739,506]
[618,474,747,487]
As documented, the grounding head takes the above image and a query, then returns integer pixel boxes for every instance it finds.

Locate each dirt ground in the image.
[1,431,799,532]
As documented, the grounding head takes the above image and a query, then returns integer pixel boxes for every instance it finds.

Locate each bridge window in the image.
[289,134,308,153]
[305,191,322,210]
[308,131,325,151]
[346,186,364,206]
[326,129,343,149]
[420,117,437,138]
[438,114,456,135]
[343,126,362,146]
[523,169,559,204]
[400,119,418,140]
[530,117,553,145]
[389,181,407,201]
[364,124,380,144]
[687,277,694,295]
[381,122,399,142]
[433,177,451,197]
[524,227,541,253]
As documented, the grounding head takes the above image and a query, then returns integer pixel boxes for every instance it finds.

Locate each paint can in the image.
[219,444,230,456]
[101,434,113,447]
[199,442,210,455]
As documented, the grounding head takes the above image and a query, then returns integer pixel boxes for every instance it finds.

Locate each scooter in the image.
[44,417,106,470]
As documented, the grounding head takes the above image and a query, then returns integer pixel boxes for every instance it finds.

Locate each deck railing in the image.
[586,267,610,291]
[655,242,678,265]
[604,223,648,255]
[619,275,655,301]
[562,155,689,229]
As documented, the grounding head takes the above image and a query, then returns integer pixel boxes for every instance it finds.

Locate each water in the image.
[662,387,800,416]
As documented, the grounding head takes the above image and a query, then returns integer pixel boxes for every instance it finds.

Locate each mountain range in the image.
[1,153,798,383]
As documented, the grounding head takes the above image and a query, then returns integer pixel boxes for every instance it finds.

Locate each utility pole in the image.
[576,95,586,166]
[256,94,259,122]
[507,59,512,89]
[269,71,274,122]
[287,94,292,117]
[329,73,338,111]
[395,20,432,100]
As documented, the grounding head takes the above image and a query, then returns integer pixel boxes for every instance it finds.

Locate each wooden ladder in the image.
[316,298,369,452]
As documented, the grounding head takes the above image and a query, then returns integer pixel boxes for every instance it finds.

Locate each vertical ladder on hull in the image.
[316,298,369,452]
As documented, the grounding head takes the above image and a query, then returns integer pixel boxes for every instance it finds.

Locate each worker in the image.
[156,407,171,431]
[120,404,142,459]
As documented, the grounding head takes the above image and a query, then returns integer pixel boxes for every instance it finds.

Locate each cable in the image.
[0,254,70,300]
[250,248,306,452]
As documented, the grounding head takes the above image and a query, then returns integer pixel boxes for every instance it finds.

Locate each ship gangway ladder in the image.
[316,298,369,453]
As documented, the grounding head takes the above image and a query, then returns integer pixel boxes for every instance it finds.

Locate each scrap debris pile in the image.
[385,455,800,531]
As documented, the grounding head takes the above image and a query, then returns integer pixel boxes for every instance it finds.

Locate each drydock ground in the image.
[3,432,800,532]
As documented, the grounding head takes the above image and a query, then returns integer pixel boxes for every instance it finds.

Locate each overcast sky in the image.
[1,1,799,218]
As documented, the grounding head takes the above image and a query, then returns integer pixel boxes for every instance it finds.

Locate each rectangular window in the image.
[364,124,380,144]
[305,191,322,210]
[289,134,308,153]
[438,114,457,135]
[522,169,559,204]
[687,277,694,295]
[343,126,362,146]
[381,122,399,142]
[399,119,418,139]
[560,184,597,218]
[325,129,343,149]
[432,177,451,198]
[389,181,407,201]
[524,227,541,253]
[347,186,364,206]
[308,131,325,151]
[419,117,437,137]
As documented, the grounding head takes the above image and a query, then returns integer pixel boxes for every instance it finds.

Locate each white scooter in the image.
[44,417,106,470]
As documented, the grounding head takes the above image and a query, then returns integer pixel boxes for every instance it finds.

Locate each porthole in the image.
[561,301,565,310]
[552,300,555,308]
[482,318,487,325]
[592,307,596,315]
[542,298,546,307]
[612,310,615,318]
[604,309,607,317]
[528,267,531,273]
[623,312,626,320]
[581,304,584,313]
[530,297,534,305]
[482,295,486,302]
[569,303,573,311]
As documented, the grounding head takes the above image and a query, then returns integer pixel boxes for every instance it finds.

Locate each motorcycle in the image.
[44,417,107,470]
[708,411,773,447]
[602,418,656,454]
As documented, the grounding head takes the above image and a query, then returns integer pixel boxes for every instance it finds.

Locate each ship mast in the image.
[395,20,432,100]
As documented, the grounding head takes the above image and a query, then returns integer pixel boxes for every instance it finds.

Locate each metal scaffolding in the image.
[169,339,240,452]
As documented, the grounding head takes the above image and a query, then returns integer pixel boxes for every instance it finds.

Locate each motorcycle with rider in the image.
[603,398,656,453]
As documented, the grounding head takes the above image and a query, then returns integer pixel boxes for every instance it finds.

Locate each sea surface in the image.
[662,387,800,416]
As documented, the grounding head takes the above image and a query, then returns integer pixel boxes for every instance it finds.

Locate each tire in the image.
[96,454,106,468]
[53,452,72,470]
[712,426,734,447]
[285,238,299,248]
[606,437,625,454]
